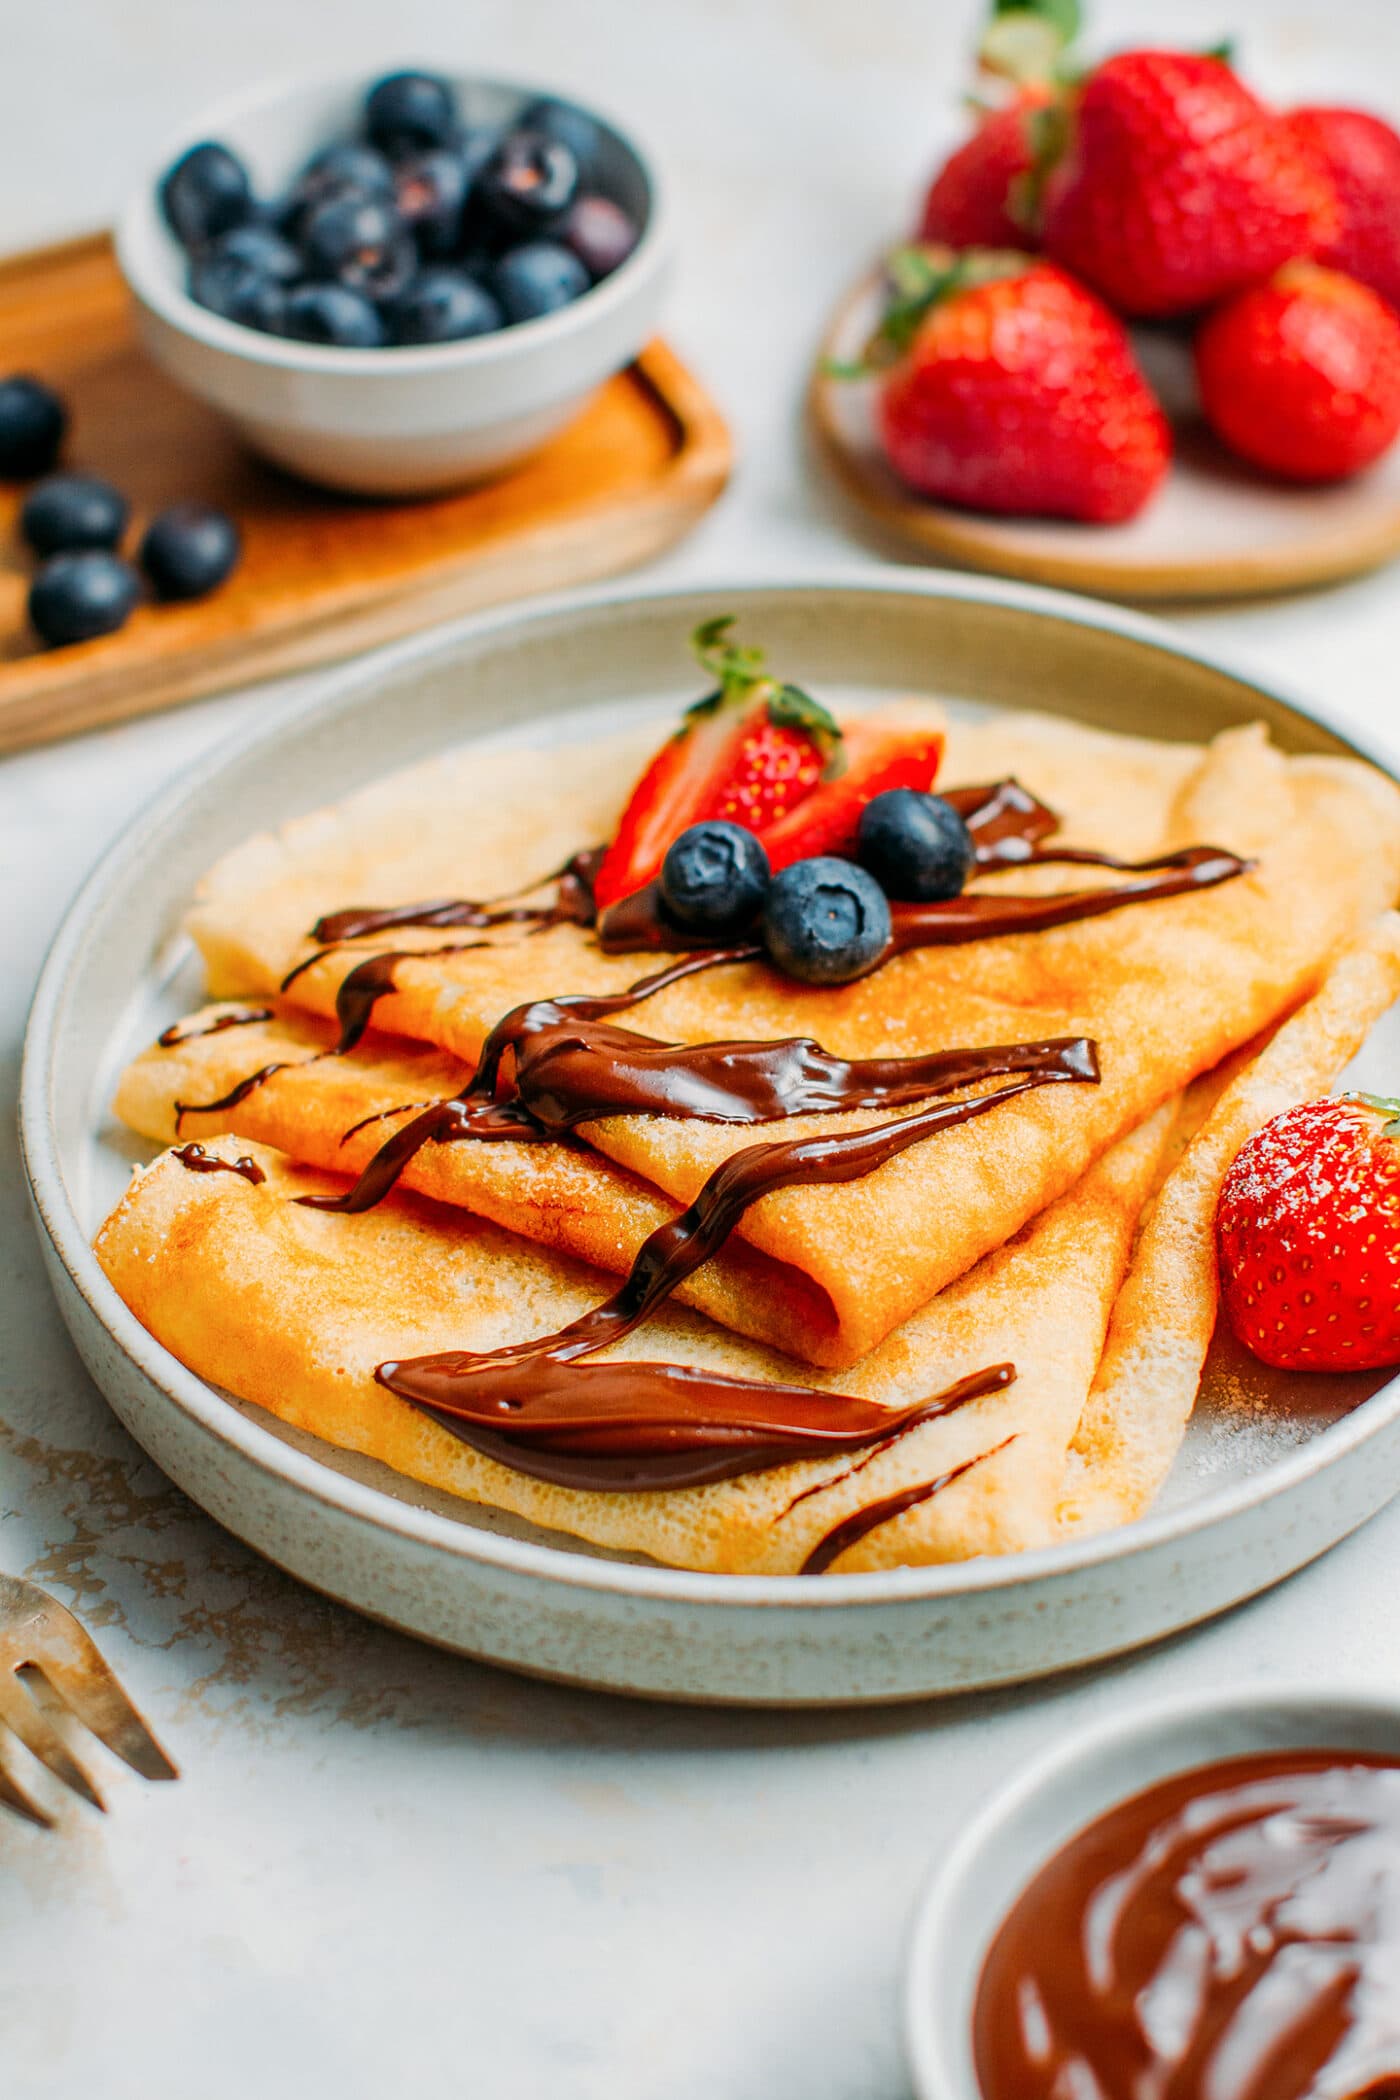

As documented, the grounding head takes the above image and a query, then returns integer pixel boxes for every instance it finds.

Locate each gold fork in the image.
[0,1573,177,1826]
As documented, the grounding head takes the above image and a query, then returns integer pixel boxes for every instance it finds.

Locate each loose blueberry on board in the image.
[661,822,772,936]
[365,72,459,158]
[283,282,386,347]
[21,473,129,558]
[160,141,253,249]
[0,375,66,478]
[762,857,892,985]
[560,194,640,279]
[392,267,504,343]
[139,504,242,600]
[475,132,579,243]
[394,148,471,256]
[288,141,396,223]
[29,551,141,647]
[189,248,289,333]
[492,241,591,323]
[518,96,604,185]
[857,789,976,902]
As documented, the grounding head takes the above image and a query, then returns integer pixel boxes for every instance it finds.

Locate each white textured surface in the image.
[4,2,1400,2095]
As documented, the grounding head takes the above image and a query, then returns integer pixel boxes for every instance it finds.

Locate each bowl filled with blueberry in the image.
[116,67,670,495]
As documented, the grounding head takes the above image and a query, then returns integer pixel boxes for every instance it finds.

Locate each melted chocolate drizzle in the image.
[175,1062,289,1132]
[974,1751,1400,2100]
[159,1006,273,1048]
[172,1142,266,1185]
[800,1435,1014,1573]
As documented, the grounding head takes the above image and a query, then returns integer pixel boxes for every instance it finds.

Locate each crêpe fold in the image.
[184,710,1400,1359]
[94,1102,1175,1576]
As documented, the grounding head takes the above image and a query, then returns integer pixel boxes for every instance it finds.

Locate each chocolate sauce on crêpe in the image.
[974,1750,1400,2100]
[172,1142,265,1185]
[374,1043,1094,1495]
[158,1006,273,1047]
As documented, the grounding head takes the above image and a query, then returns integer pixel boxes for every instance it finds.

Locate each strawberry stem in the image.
[844,246,1032,377]
[1349,1090,1400,1138]
[686,617,843,763]
[980,0,1080,84]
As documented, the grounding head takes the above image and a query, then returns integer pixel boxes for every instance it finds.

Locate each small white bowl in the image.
[904,1682,1400,2100]
[116,70,672,495]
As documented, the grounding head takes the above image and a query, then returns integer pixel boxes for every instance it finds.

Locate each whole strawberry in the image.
[1217,1094,1400,1373]
[920,89,1050,251]
[1291,104,1400,312]
[1040,50,1335,319]
[869,248,1170,522]
[1196,262,1400,482]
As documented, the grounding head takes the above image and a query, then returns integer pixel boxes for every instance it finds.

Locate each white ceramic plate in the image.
[813,271,1400,602]
[904,1683,1400,2100]
[19,572,1400,1704]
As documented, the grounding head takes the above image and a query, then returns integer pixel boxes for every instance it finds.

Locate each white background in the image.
[3,2,1400,2095]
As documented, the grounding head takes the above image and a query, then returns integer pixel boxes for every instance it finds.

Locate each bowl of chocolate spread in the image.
[905,1685,1400,2100]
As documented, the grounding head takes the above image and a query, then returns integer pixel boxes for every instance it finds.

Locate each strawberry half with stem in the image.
[758,714,944,870]
[593,618,843,911]
[1217,1091,1400,1373]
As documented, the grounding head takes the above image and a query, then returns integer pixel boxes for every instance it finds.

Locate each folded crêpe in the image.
[114,1007,844,1365]
[183,706,1400,1364]
[95,1105,1177,1576]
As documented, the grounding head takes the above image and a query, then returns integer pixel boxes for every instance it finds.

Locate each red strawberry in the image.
[758,715,945,870]
[920,90,1050,251]
[1040,50,1336,319]
[868,248,1170,522]
[1217,1093,1400,1373]
[593,619,842,911]
[1195,261,1400,482]
[1291,105,1400,313]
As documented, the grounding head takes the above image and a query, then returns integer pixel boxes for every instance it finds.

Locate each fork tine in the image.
[28,1650,177,1783]
[0,1673,105,1811]
[0,1742,55,1830]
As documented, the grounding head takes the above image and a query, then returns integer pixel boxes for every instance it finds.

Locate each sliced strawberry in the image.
[593,618,842,910]
[755,716,945,871]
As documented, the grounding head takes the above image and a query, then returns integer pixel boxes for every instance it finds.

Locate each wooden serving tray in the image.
[0,233,731,753]
[813,265,1400,603]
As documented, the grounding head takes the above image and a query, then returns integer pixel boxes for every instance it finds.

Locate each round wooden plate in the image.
[812,268,1400,602]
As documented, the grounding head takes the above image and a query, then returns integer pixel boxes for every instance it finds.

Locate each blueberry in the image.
[475,131,579,243]
[517,97,603,184]
[289,142,395,221]
[299,192,414,302]
[391,267,503,343]
[394,148,471,256]
[559,194,639,280]
[365,72,459,158]
[492,241,590,324]
[856,790,976,902]
[283,282,386,347]
[661,823,771,937]
[159,140,253,248]
[0,375,66,478]
[189,249,288,333]
[21,473,129,557]
[140,504,241,600]
[209,222,301,282]
[762,858,892,986]
[29,551,140,647]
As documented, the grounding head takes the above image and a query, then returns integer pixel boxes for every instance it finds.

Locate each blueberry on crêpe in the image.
[661,822,771,936]
[763,857,892,985]
[857,788,976,902]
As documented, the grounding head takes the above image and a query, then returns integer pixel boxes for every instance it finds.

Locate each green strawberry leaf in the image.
[839,246,1032,378]
[1349,1090,1400,1138]
[689,615,769,705]
[768,682,844,761]
[982,0,1079,83]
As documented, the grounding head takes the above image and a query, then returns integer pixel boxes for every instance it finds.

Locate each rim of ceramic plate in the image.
[20,566,1400,1608]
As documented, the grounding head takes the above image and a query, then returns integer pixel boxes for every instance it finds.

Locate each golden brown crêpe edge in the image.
[93,1103,1174,1576]
[183,708,1400,1360]
[1060,911,1400,1536]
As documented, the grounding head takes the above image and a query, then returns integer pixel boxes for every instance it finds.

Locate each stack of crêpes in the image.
[97,697,1400,1576]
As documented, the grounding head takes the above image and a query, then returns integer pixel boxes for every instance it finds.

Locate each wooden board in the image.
[812,266,1400,603]
[0,233,731,753]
